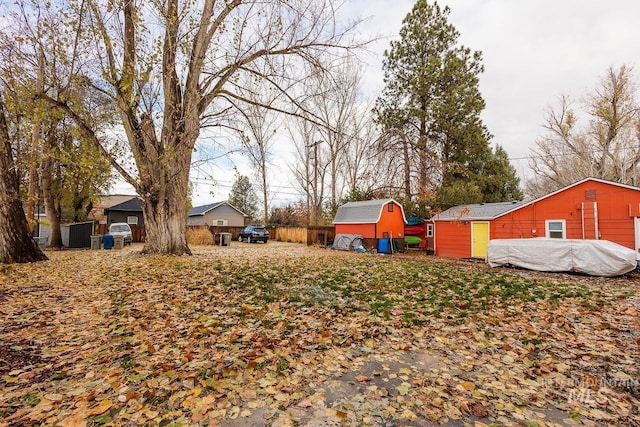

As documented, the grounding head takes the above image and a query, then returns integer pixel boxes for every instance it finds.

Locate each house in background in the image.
[187,201,246,226]
[430,177,640,259]
[104,197,144,226]
[333,199,407,239]
[88,194,138,224]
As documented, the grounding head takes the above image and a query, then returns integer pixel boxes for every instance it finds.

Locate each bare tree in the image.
[342,106,378,196]
[288,118,327,225]
[309,58,364,208]
[527,65,640,197]
[10,0,362,255]
[236,82,280,226]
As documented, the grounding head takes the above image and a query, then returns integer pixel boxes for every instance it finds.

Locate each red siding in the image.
[335,223,375,238]
[435,221,472,258]
[335,201,406,239]
[492,180,639,249]
[434,179,640,258]
[376,203,405,238]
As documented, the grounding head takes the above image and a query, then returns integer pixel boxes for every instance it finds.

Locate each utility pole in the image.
[307,140,322,226]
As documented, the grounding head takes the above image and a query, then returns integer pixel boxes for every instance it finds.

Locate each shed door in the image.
[472,222,490,258]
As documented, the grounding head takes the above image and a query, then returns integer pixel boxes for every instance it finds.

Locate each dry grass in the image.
[186,227,213,245]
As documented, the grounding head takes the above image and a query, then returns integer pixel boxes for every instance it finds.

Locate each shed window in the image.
[388,203,394,212]
[545,220,566,239]
[426,224,434,238]
[127,216,138,225]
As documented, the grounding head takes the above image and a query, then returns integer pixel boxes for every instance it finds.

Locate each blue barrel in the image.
[103,234,114,250]
[377,238,391,254]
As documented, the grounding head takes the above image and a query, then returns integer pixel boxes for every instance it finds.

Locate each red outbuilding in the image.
[333,199,407,239]
[429,178,640,259]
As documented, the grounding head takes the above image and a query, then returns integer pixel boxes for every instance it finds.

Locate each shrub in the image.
[187,227,213,245]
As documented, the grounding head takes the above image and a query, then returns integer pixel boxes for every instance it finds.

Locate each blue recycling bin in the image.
[377,238,391,254]
[103,234,114,250]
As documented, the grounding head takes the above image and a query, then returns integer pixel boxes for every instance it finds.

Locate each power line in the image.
[509,144,640,162]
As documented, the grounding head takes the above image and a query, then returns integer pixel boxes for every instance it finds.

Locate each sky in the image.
[353,0,640,178]
[113,0,640,207]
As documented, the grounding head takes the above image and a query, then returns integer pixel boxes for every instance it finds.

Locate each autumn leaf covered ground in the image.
[1,242,639,427]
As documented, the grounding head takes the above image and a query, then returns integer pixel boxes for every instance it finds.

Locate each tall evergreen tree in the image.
[228,171,260,225]
[374,0,520,209]
[479,145,523,202]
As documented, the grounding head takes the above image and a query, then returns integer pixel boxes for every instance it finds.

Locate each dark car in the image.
[238,225,269,243]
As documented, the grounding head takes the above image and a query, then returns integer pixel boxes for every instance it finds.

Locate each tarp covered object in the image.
[331,234,365,250]
[487,238,637,277]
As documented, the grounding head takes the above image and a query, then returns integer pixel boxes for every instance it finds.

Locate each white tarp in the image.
[487,238,637,277]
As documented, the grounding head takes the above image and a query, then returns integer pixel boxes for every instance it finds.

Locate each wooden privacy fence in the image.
[92,223,335,246]
[306,226,335,246]
[203,225,335,246]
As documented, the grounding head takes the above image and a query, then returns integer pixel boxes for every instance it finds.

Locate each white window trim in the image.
[545,219,566,239]
[426,223,434,238]
[127,216,138,225]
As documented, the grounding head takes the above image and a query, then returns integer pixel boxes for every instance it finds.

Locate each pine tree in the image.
[375,0,520,208]
[479,145,523,202]
[228,171,260,225]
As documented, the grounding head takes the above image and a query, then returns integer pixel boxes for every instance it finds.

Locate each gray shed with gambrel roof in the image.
[333,199,407,239]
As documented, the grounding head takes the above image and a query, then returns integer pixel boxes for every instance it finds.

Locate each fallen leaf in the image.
[87,399,112,416]
[59,414,87,427]
[228,406,240,419]
[472,403,489,418]
[336,409,348,419]
[396,382,411,396]
[460,381,476,391]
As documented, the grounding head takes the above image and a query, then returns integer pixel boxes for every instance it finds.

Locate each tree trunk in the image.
[41,154,63,248]
[0,195,47,263]
[261,156,269,226]
[142,189,190,255]
[139,140,192,255]
[402,134,412,199]
[0,95,47,263]
[25,48,45,234]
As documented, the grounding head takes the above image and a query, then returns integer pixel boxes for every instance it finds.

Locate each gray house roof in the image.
[188,201,246,217]
[333,199,407,224]
[433,201,526,221]
[104,197,143,212]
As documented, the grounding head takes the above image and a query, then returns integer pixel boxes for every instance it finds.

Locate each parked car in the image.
[238,225,269,243]
[108,222,133,245]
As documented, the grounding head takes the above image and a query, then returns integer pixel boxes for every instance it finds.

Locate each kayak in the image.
[404,225,424,235]
[406,217,423,226]
[404,235,422,245]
